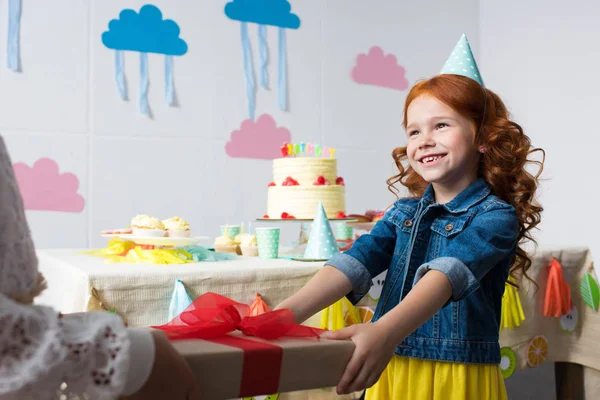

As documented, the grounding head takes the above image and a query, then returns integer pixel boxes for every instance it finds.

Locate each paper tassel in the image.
[168,280,193,321]
[543,258,572,317]
[581,272,600,311]
[165,55,174,105]
[500,276,525,330]
[319,298,361,331]
[83,238,135,257]
[277,27,287,111]
[183,246,237,262]
[240,22,256,120]
[87,287,108,312]
[7,0,21,72]
[139,52,149,115]
[249,293,270,316]
[115,51,127,100]
[258,25,269,89]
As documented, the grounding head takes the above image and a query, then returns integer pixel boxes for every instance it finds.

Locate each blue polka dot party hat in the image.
[440,34,484,87]
[304,202,339,260]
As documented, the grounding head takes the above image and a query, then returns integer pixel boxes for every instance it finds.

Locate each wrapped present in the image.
[153,293,355,400]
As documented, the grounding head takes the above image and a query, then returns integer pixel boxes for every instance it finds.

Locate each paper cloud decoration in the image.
[13,158,85,213]
[351,46,409,91]
[102,5,187,56]
[102,5,188,115]
[225,114,291,159]
[225,0,301,29]
[224,0,301,120]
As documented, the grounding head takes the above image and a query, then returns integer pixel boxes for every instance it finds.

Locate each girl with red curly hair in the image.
[277,34,543,399]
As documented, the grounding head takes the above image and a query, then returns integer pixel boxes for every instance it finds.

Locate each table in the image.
[36,247,600,399]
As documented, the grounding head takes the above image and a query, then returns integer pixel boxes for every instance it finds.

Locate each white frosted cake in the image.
[266,157,346,219]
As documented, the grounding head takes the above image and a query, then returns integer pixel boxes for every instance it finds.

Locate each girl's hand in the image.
[323,322,400,395]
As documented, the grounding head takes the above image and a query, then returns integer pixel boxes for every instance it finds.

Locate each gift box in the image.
[172,332,354,399]
[153,293,355,400]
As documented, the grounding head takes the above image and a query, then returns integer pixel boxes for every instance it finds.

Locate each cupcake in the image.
[237,233,258,257]
[163,216,191,238]
[131,214,165,237]
[213,233,238,253]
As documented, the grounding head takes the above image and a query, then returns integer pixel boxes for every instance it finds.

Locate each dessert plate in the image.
[102,234,210,246]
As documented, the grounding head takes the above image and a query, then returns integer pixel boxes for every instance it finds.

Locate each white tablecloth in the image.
[36,249,328,327]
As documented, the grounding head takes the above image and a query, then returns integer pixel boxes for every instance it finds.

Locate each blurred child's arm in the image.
[275,265,352,323]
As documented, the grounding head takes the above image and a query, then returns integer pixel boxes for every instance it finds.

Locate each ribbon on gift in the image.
[152,292,325,397]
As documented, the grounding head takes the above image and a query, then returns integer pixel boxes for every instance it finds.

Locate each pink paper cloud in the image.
[13,158,85,213]
[351,46,409,90]
[225,114,292,159]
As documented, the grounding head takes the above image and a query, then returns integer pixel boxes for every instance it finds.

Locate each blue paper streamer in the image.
[165,55,174,105]
[278,28,287,111]
[115,51,127,100]
[7,0,22,72]
[258,25,268,89]
[139,52,149,115]
[241,22,256,120]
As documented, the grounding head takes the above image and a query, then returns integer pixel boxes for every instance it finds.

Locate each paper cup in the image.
[220,225,241,238]
[256,227,280,259]
[335,223,354,240]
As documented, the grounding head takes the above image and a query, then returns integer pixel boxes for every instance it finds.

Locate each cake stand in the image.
[102,233,210,247]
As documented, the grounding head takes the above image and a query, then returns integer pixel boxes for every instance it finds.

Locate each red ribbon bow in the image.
[153,292,325,341]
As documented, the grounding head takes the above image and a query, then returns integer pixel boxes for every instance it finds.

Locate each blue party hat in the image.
[304,202,339,259]
[168,279,193,320]
[440,34,484,87]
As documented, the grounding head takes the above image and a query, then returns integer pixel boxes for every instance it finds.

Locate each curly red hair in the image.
[387,74,544,284]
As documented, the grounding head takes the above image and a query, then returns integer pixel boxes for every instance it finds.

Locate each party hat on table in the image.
[168,280,193,320]
[440,34,484,87]
[304,202,338,259]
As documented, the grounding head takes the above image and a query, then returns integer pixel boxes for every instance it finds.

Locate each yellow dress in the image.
[365,356,507,400]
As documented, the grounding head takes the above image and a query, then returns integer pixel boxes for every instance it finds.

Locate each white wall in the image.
[0,0,478,249]
[480,0,600,270]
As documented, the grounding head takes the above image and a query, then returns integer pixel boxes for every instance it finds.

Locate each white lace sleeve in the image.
[0,294,134,400]
[0,136,155,400]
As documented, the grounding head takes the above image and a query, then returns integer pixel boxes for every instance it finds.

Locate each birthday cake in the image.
[266,143,346,219]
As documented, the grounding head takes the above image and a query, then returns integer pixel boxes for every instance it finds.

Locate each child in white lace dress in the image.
[0,136,200,400]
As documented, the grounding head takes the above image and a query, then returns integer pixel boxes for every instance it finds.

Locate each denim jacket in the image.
[327,178,518,364]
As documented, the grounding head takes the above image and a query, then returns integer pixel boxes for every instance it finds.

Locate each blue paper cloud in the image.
[225,0,301,29]
[102,5,187,56]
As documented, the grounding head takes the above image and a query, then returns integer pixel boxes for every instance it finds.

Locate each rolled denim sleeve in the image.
[413,203,518,301]
[327,209,397,304]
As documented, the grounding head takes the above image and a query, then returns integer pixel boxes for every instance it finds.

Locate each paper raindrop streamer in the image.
[543,258,572,318]
[240,22,256,120]
[581,272,600,311]
[115,51,127,100]
[277,28,287,111]
[224,0,301,120]
[500,276,525,330]
[7,0,21,71]
[258,25,268,89]
[101,5,188,115]
[168,280,193,321]
[139,52,149,115]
